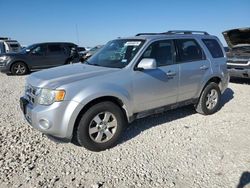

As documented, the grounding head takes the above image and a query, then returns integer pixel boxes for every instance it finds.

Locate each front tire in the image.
[195,82,221,115]
[10,62,28,75]
[73,101,127,151]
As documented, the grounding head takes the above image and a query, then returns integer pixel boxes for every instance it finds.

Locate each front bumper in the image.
[20,97,83,141]
[0,65,9,73]
[227,65,250,78]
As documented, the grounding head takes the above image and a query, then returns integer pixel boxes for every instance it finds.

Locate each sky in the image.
[1,0,249,47]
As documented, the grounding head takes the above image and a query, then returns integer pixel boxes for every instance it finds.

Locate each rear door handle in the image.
[166,71,176,77]
[200,65,209,70]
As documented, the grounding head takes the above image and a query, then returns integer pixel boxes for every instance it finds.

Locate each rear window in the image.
[9,44,19,48]
[202,39,224,58]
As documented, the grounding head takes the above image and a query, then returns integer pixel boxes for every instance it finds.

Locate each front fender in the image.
[65,83,132,139]
[74,84,132,114]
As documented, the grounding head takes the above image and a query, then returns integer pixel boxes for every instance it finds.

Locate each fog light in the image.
[39,119,51,130]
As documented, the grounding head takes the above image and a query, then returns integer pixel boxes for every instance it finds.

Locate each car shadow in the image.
[120,88,234,144]
[230,77,250,85]
[237,171,250,188]
[6,72,30,76]
[219,88,234,110]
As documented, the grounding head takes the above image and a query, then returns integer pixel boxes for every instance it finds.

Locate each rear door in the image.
[46,44,66,67]
[175,38,211,102]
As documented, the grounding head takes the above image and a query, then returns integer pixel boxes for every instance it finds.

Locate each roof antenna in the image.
[75,24,80,45]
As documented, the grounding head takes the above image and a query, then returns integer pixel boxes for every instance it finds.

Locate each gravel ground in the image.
[0,73,250,188]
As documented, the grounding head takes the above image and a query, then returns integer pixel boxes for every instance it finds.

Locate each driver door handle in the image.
[166,71,176,77]
[200,65,209,70]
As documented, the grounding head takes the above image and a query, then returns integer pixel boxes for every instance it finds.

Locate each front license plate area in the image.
[20,97,28,115]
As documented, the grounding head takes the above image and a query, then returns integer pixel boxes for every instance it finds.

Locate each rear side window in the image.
[176,39,205,62]
[48,44,62,54]
[202,39,224,58]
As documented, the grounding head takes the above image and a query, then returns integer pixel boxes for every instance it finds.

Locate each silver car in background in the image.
[0,38,21,54]
[20,30,229,151]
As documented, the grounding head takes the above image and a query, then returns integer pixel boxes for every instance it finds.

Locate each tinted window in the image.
[176,39,204,62]
[203,39,224,58]
[31,45,47,54]
[142,40,174,67]
[9,44,19,48]
[0,42,4,53]
[48,44,62,54]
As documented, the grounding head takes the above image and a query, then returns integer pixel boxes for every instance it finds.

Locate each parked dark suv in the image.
[0,42,78,75]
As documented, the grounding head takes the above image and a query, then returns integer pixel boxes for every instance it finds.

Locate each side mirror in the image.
[137,58,157,70]
[25,49,30,53]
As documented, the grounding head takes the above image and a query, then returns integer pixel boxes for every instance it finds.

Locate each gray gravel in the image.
[0,73,250,188]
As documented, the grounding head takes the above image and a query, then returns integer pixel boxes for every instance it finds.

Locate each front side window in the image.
[202,39,224,58]
[141,40,174,67]
[176,39,205,62]
[31,45,47,54]
[86,39,145,68]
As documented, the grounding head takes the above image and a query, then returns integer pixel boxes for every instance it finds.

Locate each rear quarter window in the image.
[202,39,224,58]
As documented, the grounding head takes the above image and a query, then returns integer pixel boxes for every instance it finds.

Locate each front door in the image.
[132,40,179,113]
[28,44,48,69]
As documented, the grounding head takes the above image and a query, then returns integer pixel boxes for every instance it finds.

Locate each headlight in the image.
[37,88,65,105]
[0,56,9,62]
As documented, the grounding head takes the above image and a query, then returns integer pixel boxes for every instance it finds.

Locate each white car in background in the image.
[0,38,22,54]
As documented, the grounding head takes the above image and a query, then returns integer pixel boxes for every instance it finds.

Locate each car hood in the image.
[27,63,120,89]
[222,27,250,48]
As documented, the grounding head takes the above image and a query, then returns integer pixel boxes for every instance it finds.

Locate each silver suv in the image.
[20,30,229,151]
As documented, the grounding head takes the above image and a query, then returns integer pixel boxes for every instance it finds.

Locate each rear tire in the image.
[10,62,28,75]
[72,101,127,151]
[195,82,221,115]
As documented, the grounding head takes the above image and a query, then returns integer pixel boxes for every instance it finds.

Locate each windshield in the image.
[21,44,37,52]
[86,39,145,68]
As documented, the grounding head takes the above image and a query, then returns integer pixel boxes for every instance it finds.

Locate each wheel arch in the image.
[71,95,129,142]
[10,60,29,72]
[197,76,222,98]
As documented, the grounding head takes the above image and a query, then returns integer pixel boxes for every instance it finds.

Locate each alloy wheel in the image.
[88,111,118,143]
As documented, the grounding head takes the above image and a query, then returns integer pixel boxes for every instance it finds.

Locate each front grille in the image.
[227,60,249,65]
[25,85,39,104]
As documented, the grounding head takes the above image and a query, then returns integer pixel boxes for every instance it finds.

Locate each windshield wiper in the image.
[84,61,100,67]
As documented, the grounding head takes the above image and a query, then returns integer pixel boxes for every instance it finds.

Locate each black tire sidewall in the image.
[200,83,221,115]
[11,62,28,75]
[76,102,126,151]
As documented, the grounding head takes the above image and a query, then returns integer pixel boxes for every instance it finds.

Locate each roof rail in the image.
[166,30,209,35]
[135,33,162,36]
[135,30,209,37]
